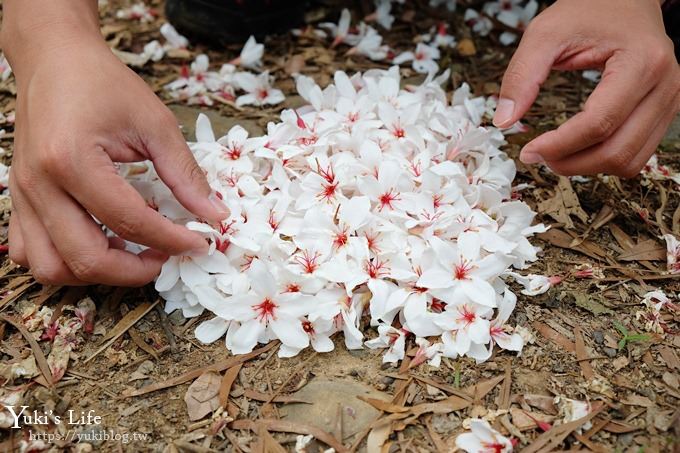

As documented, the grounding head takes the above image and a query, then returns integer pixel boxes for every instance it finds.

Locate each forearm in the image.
[1,0,103,79]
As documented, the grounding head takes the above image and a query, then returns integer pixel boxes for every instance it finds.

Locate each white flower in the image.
[234,71,285,107]
[464,9,493,36]
[456,419,513,453]
[503,272,560,296]
[160,23,189,49]
[393,43,441,74]
[320,9,355,47]
[662,234,680,274]
[347,25,391,61]
[367,0,395,30]
[232,36,264,70]
[140,40,165,62]
[365,323,407,364]
[116,2,155,23]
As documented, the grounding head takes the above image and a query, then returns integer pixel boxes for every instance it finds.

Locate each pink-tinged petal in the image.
[155,257,180,292]
[417,267,453,289]
[195,317,230,343]
[195,113,216,142]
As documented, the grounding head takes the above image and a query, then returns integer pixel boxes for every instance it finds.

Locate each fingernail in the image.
[188,243,209,257]
[209,190,230,218]
[520,150,544,164]
[493,98,515,128]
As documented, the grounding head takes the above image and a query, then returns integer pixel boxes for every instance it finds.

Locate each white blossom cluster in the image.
[163,38,283,108]
[125,66,547,364]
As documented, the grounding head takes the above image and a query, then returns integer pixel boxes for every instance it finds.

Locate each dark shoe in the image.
[165,0,307,44]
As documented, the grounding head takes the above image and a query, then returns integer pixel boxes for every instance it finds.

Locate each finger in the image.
[520,54,660,164]
[8,210,28,267]
[49,146,209,256]
[10,186,85,285]
[144,110,230,222]
[33,186,169,286]
[545,89,679,177]
[494,20,564,128]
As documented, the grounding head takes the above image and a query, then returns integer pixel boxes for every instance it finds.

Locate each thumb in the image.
[146,112,230,223]
[493,22,562,129]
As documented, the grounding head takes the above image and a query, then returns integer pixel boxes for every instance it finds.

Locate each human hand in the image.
[4,15,229,286]
[493,0,680,177]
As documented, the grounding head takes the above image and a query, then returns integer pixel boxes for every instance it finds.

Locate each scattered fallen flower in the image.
[116,2,156,23]
[456,419,513,452]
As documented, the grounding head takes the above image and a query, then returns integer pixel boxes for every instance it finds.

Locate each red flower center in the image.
[253,298,278,323]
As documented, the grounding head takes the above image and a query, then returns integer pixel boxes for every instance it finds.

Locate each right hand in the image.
[7,38,229,286]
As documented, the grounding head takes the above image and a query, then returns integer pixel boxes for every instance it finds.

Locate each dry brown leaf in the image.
[533,321,576,353]
[510,407,555,431]
[231,418,347,453]
[574,327,594,380]
[366,420,391,453]
[524,402,604,453]
[0,315,54,386]
[219,364,241,409]
[538,229,606,261]
[357,396,409,413]
[617,239,666,261]
[85,300,158,364]
[185,372,222,421]
[122,342,277,398]
[537,176,589,229]
[621,394,654,407]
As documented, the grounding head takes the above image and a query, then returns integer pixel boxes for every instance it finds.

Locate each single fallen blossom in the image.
[393,43,441,74]
[365,0,395,30]
[230,35,264,70]
[116,2,156,23]
[637,290,675,333]
[233,71,285,107]
[464,9,493,37]
[122,67,549,364]
[662,234,680,274]
[160,22,189,50]
[347,24,392,61]
[319,8,356,48]
[504,272,561,295]
[642,155,680,185]
[140,40,165,63]
[456,419,513,453]
[555,396,592,433]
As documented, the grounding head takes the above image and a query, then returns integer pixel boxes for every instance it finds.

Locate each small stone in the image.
[381,376,395,386]
[592,330,604,344]
[619,433,634,446]
[168,310,187,326]
[604,347,618,358]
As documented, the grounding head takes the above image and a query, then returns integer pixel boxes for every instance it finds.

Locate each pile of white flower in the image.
[124,66,548,364]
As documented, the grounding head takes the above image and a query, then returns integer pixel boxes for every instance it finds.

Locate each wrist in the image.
[1,0,103,80]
